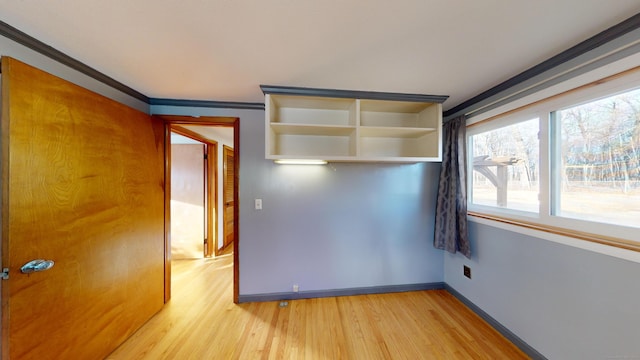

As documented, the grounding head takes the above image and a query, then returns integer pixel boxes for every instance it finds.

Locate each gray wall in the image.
[445,221,640,360]
[151,105,444,295]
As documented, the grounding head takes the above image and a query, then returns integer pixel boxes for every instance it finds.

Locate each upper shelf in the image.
[359,126,436,138]
[271,123,355,136]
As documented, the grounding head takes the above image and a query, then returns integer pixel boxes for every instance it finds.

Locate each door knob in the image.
[20,259,55,274]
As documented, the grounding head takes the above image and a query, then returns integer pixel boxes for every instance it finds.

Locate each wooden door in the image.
[222,146,235,248]
[170,143,206,259]
[1,57,165,359]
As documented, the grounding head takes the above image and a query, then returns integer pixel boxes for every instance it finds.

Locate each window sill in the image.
[467,211,640,258]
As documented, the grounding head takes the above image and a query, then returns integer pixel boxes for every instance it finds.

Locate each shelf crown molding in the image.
[260,85,449,104]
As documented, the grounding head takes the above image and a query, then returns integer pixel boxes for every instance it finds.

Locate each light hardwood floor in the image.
[107,253,529,359]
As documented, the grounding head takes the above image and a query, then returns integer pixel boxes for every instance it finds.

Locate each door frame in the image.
[170,125,217,258]
[222,145,235,252]
[159,115,240,304]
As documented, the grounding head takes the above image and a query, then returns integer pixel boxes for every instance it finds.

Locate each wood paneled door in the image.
[0,57,166,359]
[223,145,235,249]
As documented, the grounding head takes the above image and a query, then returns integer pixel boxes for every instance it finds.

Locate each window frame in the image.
[466,67,640,250]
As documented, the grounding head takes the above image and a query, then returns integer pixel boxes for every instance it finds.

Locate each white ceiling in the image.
[1,1,640,111]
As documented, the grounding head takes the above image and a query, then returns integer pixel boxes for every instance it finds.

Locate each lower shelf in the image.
[268,128,441,162]
[272,134,356,158]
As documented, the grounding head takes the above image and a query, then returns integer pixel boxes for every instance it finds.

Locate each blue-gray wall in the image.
[445,221,640,360]
[150,105,444,295]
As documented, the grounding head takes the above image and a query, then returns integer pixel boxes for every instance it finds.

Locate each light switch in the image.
[255,198,262,210]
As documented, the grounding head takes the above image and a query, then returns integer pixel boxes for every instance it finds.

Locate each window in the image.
[552,88,640,228]
[470,118,539,213]
[467,69,640,246]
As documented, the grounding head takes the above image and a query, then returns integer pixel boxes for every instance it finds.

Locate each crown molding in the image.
[0,20,149,103]
[444,12,640,120]
[149,98,265,110]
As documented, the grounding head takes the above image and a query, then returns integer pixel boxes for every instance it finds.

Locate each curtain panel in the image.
[434,115,471,258]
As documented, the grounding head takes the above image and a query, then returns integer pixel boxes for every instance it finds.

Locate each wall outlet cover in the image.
[463,265,471,279]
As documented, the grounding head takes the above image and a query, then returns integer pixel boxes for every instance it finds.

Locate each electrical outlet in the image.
[292,284,299,293]
[255,198,262,210]
[463,265,471,279]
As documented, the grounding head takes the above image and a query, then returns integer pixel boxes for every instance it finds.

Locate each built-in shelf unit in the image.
[261,85,448,163]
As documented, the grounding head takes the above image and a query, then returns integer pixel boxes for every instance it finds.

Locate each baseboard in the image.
[238,282,445,303]
[444,284,547,360]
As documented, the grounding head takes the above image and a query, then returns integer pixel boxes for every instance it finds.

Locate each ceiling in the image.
[1,1,640,111]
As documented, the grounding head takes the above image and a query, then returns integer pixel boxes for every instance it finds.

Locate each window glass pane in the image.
[470,118,539,213]
[554,88,640,228]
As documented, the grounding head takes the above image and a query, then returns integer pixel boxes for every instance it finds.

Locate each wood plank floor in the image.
[107,253,529,359]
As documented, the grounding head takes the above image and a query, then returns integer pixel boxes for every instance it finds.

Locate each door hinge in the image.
[1,268,9,280]
[204,154,208,160]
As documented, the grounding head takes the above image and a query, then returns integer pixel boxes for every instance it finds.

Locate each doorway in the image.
[160,116,240,304]
[169,130,214,259]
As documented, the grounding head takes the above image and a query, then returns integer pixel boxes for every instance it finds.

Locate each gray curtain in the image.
[434,115,470,258]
